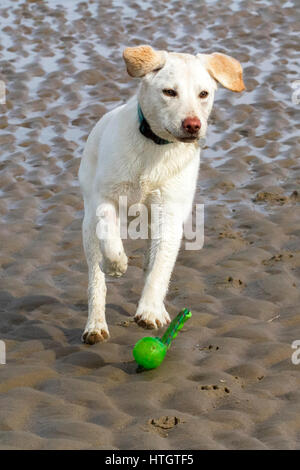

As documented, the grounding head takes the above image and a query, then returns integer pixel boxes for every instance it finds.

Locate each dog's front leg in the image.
[81,211,109,344]
[96,201,128,277]
[82,200,128,344]
[135,203,183,329]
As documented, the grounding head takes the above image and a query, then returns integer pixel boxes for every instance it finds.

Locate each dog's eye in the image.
[199,90,209,99]
[163,89,177,97]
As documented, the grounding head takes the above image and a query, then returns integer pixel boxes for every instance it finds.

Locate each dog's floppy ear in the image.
[199,52,245,92]
[123,45,167,78]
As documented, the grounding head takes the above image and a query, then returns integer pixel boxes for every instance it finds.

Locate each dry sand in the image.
[0,0,300,450]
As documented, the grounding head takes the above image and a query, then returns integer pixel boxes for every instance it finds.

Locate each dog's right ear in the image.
[123,45,167,78]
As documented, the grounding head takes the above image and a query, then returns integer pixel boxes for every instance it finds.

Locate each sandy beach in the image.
[0,0,300,450]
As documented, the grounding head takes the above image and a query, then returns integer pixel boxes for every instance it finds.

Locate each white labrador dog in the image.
[79,45,245,344]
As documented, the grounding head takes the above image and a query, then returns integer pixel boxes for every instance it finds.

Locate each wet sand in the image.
[0,0,300,450]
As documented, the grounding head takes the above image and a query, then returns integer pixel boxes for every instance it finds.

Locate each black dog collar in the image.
[137,103,171,145]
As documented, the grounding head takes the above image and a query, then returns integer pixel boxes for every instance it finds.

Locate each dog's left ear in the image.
[199,52,245,92]
[123,45,167,78]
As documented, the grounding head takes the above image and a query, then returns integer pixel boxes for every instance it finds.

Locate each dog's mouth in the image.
[177,136,198,143]
[165,128,199,143]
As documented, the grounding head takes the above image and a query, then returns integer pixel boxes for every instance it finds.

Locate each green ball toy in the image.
[133,308,192,370]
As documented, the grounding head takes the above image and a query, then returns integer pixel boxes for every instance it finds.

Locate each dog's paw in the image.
[134,305,170,329]
[101,252,128,277]
[82,321,110,345]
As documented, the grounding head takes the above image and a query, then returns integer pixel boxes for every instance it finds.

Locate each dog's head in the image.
[123,45,245,143]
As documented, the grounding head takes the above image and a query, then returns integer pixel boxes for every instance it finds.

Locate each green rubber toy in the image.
[133,308,192,370]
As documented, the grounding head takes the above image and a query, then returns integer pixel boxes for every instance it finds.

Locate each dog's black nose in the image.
[182,117,201,134]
